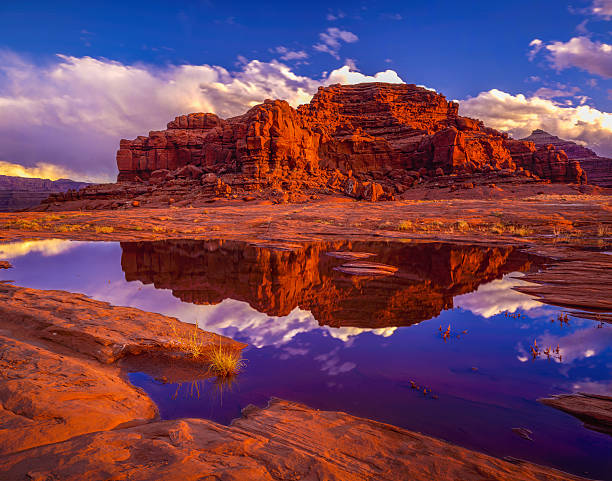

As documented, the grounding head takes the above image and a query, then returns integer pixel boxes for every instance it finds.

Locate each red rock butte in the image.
[116,82,586,188]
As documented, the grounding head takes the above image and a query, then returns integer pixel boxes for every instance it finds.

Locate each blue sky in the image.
[1,0,612,180]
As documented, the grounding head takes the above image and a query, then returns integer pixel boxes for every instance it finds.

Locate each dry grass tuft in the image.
[171,323,208,358]
[207,342,246,377]
[171,324,245,377]
[94,226,114,234]
[397,220,413,231]
[10,219,42,230]
[455,220,469,231]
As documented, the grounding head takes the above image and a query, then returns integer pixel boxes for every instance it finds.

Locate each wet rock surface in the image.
[0,236,609,479]
[539,393,612,435]
[0,282,244,455]
[516,249,612,318]
[0,398,588,481]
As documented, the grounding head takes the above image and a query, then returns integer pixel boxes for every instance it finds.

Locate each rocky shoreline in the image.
[539,393,612,436]
[0,282,244,456]
[0,282,591,480]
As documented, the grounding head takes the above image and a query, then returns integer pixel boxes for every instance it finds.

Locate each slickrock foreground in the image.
[0,397,588,481]
[539,393,612,436]
[0,282,244,456]
[0,277,593,480]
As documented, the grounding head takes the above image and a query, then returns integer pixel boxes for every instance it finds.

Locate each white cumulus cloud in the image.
[531,36,612,78]
[0,52,398,181]
[326,65,403,85]
[460,88,612,156]
[454,274,547,319]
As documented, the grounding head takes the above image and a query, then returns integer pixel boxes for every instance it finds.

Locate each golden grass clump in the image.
[171,323,207,358]
[207,342,246,377]
[94,226,114,234]
[171,324,245,377]
[455,220,469,231]
[506,224,531,237]
[397,220,413,231]
[11,219,41,230]
[54,223,89,233]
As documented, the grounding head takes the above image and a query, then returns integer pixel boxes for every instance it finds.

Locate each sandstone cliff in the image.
[116,83,586,188]
[521,129,612,187]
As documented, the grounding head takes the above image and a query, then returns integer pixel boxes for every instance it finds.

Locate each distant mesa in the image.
[521,129,612,188]
[0,175,91,212]
[41,82,593,209]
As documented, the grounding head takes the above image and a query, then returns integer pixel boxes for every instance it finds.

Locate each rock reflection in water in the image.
[120,239,543,329]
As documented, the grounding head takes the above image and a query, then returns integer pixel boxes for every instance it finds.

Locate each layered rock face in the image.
[116,83,586,188]
[522,129,612,187]
[117,101,321,182]
[120,239,541,328]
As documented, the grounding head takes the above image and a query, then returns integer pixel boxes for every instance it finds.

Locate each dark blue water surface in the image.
[1,238,610,479]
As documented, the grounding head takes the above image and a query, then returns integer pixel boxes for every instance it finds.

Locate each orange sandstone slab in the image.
[539,393,612,435]
[0,283,244,456]
[0,334,157,456]
[0,398,588,481]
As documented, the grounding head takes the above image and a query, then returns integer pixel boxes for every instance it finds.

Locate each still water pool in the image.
[1,238,610,479]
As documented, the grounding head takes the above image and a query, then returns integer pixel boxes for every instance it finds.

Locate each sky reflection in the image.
[1,239,611,479]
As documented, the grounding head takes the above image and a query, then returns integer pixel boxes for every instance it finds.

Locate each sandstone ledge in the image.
[539,393,612,435]
[515,249,612,321]
[1,398,588,481]
[0,283,244,456]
